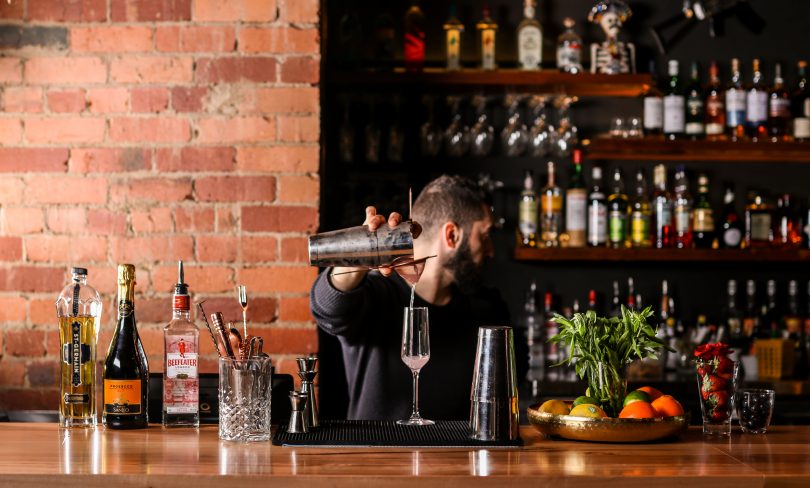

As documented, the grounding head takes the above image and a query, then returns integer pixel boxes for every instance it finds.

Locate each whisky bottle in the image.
[663,60,685,140]
[587,166,607,247]
[163,261,199,427]
[692,174,715,249]
[403,0,426,72]
[774,193,802,248]
[540,161,562,247]
[652,164,673,249]
[792,61,810,141]
[630,169,652,248]
[672,166,693,249]
[476,5,498,71]
[725,58,747,141]
[746,59,768,141]
[720,186,743,249]
[685,61,705,139]
[744,191,773,248]
[56,267,102,428]
[517,0,542,70]
[768,63,792,142]
[643,60,664,137]
[565,150,587,248]
[103,264,149,429]
[704,61,726,140]
[556,18,583,74]
[518,169,538,248]
[607,168,629,249]
[443,4,464,71]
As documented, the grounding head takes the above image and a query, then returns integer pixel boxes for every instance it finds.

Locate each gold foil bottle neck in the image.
[117,264,136,303]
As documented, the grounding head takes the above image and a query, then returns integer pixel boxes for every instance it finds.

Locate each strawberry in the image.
[701,374,728,394]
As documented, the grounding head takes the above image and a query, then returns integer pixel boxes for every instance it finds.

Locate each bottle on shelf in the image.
[759,280,780,338]
[692,174,715,249]
[540,162,562,247]
[663,60,685,140]
[476,5,498,71]
[725,58,747,141]
[517,0,542,70]
[746,58,769,141]
[784,280,802,341]
[610,280,621,316]
[630,169,652,248]
[443,4,464,71]
[660,279,672,326]
[652,164,673,249]
[556,17,583,74]
[542,292,560,380]
[768,62,792,142]
[724,280,743,349]
[163,261,199,428]
[56,267,103,428]
[720,185,743,249]
[587,165,608,247]
[744,191,773,247]
[607,168,629,249]
[565,150,587,248]
[626,277,636,310]
[518,169,539,248]
[774,193,802,248]
[587,289,599,314]
[685,61,705,139]
[661,280,678,374]
[643,60,664,138]
[523,281,544,397]
[103,264,149,430]
[672,166,693,249]
[792,60,810,141]
[704,61,726,141]
[372,13,396,72]
[403,0,426,72]
[742,279,759,344]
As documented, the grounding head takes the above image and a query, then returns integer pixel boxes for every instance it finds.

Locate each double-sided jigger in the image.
[287,391,309,434]
[296,355,320,430]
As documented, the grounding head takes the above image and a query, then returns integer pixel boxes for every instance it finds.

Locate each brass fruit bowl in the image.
[527,404,691,443]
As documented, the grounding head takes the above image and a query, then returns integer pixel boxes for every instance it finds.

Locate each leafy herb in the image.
[549,305,673,417]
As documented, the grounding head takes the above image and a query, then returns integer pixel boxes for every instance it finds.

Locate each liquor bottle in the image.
[759,280,779,338]
[476,5,498,71]
[524,281,544,397]
[607,168,629,249]
[643,60,663,138]
[663,60,685,140]
[518,169,538,248]
[103,264,149,429]
[775,193,802,248]
[587,166,607,247]
[163,261,199,427]
[724,280,743,345]
[792,61,810,141]
[56,267,102,428]
[659,280,672,326]
[685,61,705,139]
[540,161,562,247]
[742,279,759,342]
[443,4,464,71]
[542,292,560,380]
[652,164,673,249]
[626,277,636,310]
[720,185,743,249]
[403,1,425,72]
[746,58,768,141]
[556,17,583,74]
[725,58,747,141]
[704,61,726,140]
[587,289,599,314]
[672,166,693,249]
[768,63,792,142]
[372,13,396,72]
[692,174,715,249]
[630,169,652,248]
[517,0,542,70]
[565,150,587,248]
[610,280,621,316]
[745,191,773,247]
[784,280,802,341]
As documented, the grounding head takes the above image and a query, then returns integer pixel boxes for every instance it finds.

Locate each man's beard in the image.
[443,238,484,294]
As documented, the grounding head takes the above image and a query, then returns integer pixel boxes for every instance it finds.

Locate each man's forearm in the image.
[328,267,367,292]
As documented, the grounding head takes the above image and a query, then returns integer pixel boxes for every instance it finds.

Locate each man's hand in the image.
[364,206,402,277]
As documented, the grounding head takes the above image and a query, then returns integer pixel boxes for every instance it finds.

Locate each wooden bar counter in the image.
[0,423,808,487]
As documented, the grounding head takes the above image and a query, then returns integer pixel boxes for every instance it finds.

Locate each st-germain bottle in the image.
[685,61,705,139]
[643,60,663,138]
[103,264,149,429]
[403,0,426,72]
[587,166,607,247]
[630,169,652,248]
[163,261,199,427]
[692,174,715,249]
[607,168,629,249]
[792,60,810,141]
[720,186,743,249]
[768,62,792,142]
[443,4,464,71]
[672,166,693,249]
[540,161,562,247]
[476,5,498,71]
[746,58,768,141]
[725,58,747,141]
[517,0,542,70]
[518,169,538,248]
[704,61,726,140]
[663,60,685,140]
[556,18,583,74]
[652,164,673,248]
[565,150,587,248]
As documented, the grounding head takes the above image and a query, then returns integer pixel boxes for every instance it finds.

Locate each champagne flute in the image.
[397,306,434,426]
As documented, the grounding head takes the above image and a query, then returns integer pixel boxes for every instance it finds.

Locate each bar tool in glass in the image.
[237,285,248,338]
[287,391,309,434]
[218,356,273,442]
[297,356,319,430]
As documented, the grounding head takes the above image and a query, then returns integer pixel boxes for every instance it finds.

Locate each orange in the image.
[569,404,607,419]
[619,401,658,419]
[636,386,663,401]
[651,395,685,417]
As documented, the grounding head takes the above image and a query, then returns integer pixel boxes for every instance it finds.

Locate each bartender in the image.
[311,175,524,421]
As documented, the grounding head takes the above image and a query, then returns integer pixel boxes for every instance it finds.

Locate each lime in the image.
[569,404,607,419]
[538,399,570,416]
[572,395,600,408]
[623,390,652,407]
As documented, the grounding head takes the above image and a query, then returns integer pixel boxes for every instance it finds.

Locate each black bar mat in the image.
[273,420,523,448]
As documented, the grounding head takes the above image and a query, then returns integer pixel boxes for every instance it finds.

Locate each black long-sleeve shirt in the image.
[311,269,517,421]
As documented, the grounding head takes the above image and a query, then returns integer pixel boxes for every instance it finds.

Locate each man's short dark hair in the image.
[412,175,487,237]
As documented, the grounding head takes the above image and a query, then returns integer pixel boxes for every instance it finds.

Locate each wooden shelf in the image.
[586,137,810,162]
[329,68,652,97]
[514,247,810,263]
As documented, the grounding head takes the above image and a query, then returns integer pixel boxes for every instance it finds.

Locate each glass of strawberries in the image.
[695,342,739,436]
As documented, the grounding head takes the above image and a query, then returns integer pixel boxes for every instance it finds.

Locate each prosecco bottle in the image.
[103,264,149,429]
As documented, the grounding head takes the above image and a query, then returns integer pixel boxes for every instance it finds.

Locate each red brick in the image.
[87,210,128,236]
[26,235,107,263]
[236,146,319,173]
[0,178,24,204]
[152,265,233,293]
[71,26,153,53]
[0,0,24,20]
[29,298,56,326]
[87,87,129,113]
[280,57,319,84]
[242,236,278,263]
[171,86,207,113]
[28,0,106,22]
[155,146,234,172]
[136,296,170,323]
[131,207,173,233]
[0,119,22,144]
[112,177,192,204]
[279,296,312,322]
[3,87,43,112]
[194,0,277,22]
[216,208,238,233]
[197,116,275,144]
[0,237,22,261]
[111,0,191,21]
[280,236,309,263]
[238,266,316,293]
[46,207,87,234]
[261,327,317,354]
[0,148,68,173]
[196,235,238,262]
[46,89,86,113]
[0,266,64,293]
[26,57,107,85]
[0,360,26,387]
[195,57,276,84]
[242,206,317,233]
[27,361,59,387]
[156,26,235,52]
[192,296,277,324]
[239,27,319,54]
[110,117,190,143]
[44,329,58,357]
[0,388,58,411]
[70,148,151,173]
[25,177,106,204]
[196,176,276,202]
[175,207,215,232]
[131,87,169,113]
[83,266,118,296]
[0,58,22,84]
[5,329,46,357]
[111,236,194,264]
[278,114,319,143]
[3,208,45,235]
[279,0,318,23]
[278,174,318,204]
[255,87,319,113]
[110,56,193,83]
[0,297,26,323]
[25,118,105,144]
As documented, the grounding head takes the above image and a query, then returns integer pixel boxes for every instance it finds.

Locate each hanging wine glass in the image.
[554,96,579,159]
[528,95,552,157]
[339,96,355,164]
[365,98,381,164]
[387,96,405,163]
[469,95,494,157]
[500,93,528,157]
[444,96,470,157]
[420,96,443,157]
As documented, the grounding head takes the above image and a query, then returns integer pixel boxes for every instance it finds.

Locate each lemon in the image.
[538,399,570,416]
[572,395,600,408]
[623,390,652,407]
[569,404,607,419]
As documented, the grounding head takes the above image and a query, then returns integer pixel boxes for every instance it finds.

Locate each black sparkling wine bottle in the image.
[103,264,149,429]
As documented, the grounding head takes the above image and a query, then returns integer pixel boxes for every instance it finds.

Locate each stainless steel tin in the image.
[469,326,519,441]
[307,221,419,268]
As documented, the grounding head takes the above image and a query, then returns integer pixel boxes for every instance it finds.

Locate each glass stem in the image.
[411,370,420,418]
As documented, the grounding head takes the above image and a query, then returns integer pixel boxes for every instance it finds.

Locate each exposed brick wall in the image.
[0,0,320,411]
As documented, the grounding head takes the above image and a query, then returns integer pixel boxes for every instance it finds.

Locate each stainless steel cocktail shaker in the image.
[307,221,421,268]
[469,326,520,441]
